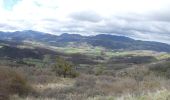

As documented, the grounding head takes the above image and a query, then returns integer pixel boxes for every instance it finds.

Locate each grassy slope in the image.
[1,41,170,100]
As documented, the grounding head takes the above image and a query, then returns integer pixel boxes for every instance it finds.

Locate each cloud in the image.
[1,0,170,43]
[149,9,170,22]
[0,23,18,31]
[70,11,103,22]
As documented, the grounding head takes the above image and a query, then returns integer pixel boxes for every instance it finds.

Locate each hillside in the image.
[0,30,170,52]
[1,32,170,100]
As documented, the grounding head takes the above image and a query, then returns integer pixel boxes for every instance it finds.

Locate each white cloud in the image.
[0,0,170,43]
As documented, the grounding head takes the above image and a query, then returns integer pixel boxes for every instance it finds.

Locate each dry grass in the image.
[88,89,170,100]
[0,66,34,100]
[8,61,170,100]
[34,78,75,92]
[12,89,170,100]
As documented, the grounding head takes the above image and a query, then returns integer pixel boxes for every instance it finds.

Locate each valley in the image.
[0,31,170,100]
[1,0,170,99]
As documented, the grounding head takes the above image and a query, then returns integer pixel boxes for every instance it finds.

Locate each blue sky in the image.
[3,0,21,10]
[0,0,170,44]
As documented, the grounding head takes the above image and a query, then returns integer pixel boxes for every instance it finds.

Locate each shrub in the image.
[0,66,33,100]
[93,66,104,76]
[149,61,170,78]
[52,57,79,78]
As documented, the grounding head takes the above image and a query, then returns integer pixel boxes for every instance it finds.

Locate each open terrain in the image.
[1,32,170,100]
[1,0,170,99]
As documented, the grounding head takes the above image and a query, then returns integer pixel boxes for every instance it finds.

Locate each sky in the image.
[0,0,170,43]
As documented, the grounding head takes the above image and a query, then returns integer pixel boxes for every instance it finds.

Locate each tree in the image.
[100,50,106,56]
[53,57,78,78]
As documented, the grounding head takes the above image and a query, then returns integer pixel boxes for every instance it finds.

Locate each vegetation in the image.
[52,57,79,78]
[1,38,170,100]
[0,66,34,100]
[149,60,170,78]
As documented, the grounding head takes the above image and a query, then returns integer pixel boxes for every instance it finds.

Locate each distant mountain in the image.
[0,30,57,42]
[0,30,170,52]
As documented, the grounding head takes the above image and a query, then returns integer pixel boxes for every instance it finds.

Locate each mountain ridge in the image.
[0,30,170,52]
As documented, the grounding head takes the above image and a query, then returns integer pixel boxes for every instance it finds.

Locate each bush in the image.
[0,66,33,100]
[52,57,79,78]
[149,61,170,78]
[93,66,104,76]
